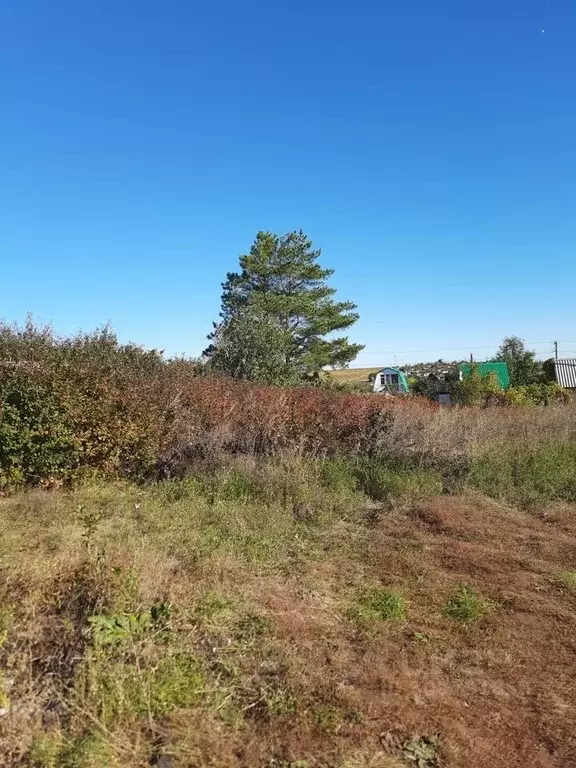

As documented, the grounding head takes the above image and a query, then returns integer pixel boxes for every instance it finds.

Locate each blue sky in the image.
[1,0,575,365]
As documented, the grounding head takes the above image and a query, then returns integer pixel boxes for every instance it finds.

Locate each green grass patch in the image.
[29,729,119,768]
[554,570,576,590]
[321,457,359,493]
[262,686,298,718]
[348,585,406,624]
[313,704,343,733]
[442,585,492,625]
[88,602,172,647]
[468,440,576,505]
[235,612,272,642]
[217,468,261,501]
[28,733,63,768]
[77,649,206,726]
[194,591,234,620]
[323,456,444,506]
[352,459,443,504]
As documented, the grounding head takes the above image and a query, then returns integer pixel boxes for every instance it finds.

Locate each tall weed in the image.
[468,440,576,505]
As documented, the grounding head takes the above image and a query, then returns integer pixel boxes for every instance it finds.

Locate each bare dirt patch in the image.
[303,495,576,767]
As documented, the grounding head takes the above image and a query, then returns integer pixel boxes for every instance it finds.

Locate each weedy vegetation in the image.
[553,570,576,590]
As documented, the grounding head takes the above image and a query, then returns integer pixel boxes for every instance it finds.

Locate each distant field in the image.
[324,367,380,382]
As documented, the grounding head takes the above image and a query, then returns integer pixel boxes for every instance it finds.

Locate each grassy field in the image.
[323,368,379,383]
[2,456,576,768]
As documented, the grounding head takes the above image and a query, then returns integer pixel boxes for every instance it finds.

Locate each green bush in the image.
[505,382,569,406]
[454,366,501,406]
[0,373,79,487]
[468,440,576,505]
[348,585,406,623]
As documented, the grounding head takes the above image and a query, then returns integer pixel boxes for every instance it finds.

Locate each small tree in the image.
[455,365,502,406]
[495,336,540,387]
[541,357,556,383]
[206,311,297,385]
[204,231,364,380]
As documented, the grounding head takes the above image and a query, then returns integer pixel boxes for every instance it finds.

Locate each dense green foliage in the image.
[454,365,502,405]
[0,317,166,373]
[0,321,178,487]
[408,337,565,404]
[504,381,569,405]
[205,231,364,382]
[495,336,541,387]
[0,372,79,486]
[202,311,299,385]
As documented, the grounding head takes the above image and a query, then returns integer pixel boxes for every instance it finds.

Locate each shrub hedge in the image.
[1,321,575,507]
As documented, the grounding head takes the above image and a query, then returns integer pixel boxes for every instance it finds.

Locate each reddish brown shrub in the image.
[0,352,439,484]
[3,323,575,487]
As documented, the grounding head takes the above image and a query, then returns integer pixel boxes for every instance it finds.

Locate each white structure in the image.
[372,367,409,394]
[555,359,576,394]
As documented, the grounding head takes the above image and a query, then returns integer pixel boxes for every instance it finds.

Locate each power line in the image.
[355,340,576,357]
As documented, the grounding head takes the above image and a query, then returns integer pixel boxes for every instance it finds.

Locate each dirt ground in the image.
[242,496,576,768]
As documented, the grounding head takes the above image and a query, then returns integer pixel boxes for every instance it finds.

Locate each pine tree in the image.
[205,231,363,381]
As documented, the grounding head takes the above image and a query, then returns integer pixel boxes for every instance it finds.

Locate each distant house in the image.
[554,359,576,394]
[372,367,410,394]
[459,362,510,390]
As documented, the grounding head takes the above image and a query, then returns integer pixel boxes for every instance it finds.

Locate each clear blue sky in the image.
[1,0,575,365]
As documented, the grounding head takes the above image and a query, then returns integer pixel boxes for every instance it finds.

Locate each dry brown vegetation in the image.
[319,369,375,394]
[323,369,379,383]
[1,457,576,768]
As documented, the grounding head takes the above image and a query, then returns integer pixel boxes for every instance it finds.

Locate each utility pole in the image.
[554,341,558,360]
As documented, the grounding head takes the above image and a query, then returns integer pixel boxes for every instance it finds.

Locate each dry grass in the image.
[381,403,576,460]
[1,460,576,767]
[323,369,380,383]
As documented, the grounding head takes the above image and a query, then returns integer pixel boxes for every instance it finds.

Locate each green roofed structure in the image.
[372,367,410,394]
[459,362,510,390]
